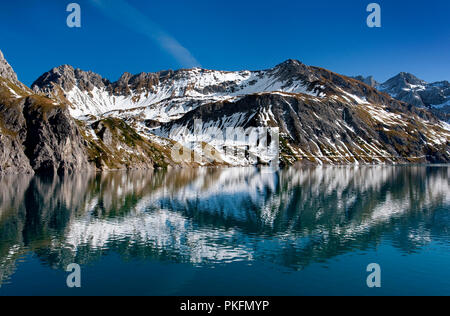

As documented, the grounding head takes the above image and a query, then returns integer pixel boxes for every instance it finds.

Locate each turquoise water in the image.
[0,166,449,296]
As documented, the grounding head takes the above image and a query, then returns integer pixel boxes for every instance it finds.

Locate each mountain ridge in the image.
[352,72,450,122]
[1,48,449,174]
[0,49,195,175]
[32,59,400,121]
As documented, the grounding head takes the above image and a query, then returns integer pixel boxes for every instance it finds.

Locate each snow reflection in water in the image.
[0,166,449,288]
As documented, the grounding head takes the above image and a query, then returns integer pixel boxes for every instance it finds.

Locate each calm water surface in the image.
[0,166,449,296]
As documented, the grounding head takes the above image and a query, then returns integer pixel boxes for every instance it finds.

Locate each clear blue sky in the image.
[0,0,449,86]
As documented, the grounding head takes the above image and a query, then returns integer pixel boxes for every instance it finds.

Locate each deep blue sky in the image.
[0,0,449,86]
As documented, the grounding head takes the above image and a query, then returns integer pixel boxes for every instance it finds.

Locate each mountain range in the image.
[1,49,449,174]
[352,73,450,122]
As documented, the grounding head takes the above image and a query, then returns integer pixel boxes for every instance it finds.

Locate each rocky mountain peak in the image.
[0,49,19,84]
[32,65,109,94]
[375,72,449,121]
[277,59,303,67]
[386,72,427,87]
[272,59,317,82]
[274,59,307,73]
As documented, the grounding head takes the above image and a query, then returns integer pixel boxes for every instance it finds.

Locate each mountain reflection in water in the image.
[0,166,449,293]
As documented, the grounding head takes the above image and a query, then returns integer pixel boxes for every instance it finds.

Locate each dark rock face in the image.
[0,58,34,175]
[0,101,33,174]
[158,93,449,165]
[21,96,91,174]
[1,53,92,175]
[419,86,447,105]
[0,94,91,175]
[270,59,318,83]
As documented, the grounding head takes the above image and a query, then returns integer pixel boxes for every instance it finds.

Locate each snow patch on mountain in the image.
[33,62,324,120]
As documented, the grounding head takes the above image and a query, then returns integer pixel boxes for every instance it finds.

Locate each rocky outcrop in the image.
[0,54,34,175]
[1,50,93,175]
[21,95,91,174]
[352,72,450,122]
[32,64,109,94]
[0,98,33,174]
[0,83,92,174]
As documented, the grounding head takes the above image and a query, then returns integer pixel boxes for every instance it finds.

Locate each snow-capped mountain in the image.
[32,60,376,121]
[377,72,450,110]
[0,49,191,175]
[30,59,450,166]
[352,72,450,123]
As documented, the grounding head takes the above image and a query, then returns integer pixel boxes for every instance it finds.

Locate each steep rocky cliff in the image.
[0,50,193,174]
[0,77,33,174]
[0,74,92,174]
[21,95,91,174]
[0,51,91,174]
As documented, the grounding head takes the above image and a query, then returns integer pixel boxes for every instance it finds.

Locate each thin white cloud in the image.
[90,0,200,68]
